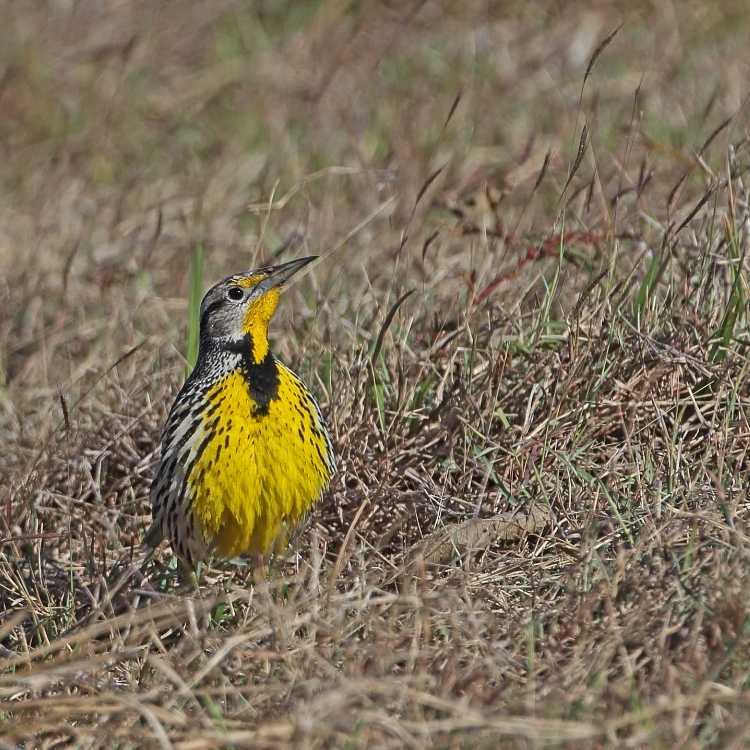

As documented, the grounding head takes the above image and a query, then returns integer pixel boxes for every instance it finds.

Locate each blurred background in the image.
[1,1,747,408]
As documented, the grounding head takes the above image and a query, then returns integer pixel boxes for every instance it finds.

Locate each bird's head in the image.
[199,256,316,363]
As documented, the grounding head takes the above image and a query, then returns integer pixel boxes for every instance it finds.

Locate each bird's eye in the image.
[227,286,244,301]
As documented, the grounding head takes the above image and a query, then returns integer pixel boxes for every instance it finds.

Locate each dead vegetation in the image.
[1,2,750,747]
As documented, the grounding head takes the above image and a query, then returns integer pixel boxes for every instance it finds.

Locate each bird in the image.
[145,256,335,569]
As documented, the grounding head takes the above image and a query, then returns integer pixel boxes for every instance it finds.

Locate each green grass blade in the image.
[186,242,204,374]
[709,223,747,362]
[634,247,663,317]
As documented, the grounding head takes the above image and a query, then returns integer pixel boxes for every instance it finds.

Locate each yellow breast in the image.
[186,363,333,557]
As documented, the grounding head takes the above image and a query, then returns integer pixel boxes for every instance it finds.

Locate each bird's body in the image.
[147,257,334,567]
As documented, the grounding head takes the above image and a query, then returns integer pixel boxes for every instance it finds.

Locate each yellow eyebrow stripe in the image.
[237,274,265,288]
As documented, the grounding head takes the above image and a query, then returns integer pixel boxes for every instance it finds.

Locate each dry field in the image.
[2,2,750,747]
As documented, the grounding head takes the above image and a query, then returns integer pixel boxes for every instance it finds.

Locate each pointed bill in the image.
[253,256,317,294]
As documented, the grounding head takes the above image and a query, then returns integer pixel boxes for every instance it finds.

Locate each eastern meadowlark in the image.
[145,256,335,567]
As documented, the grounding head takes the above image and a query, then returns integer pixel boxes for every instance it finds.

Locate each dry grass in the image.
[2,2,750,747]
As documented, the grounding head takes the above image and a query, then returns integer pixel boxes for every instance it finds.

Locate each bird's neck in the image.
[212,329,269,365]
[244,320,270,363]
[216,332,279,413]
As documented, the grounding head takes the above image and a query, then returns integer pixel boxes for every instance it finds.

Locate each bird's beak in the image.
[254,256,317,294]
